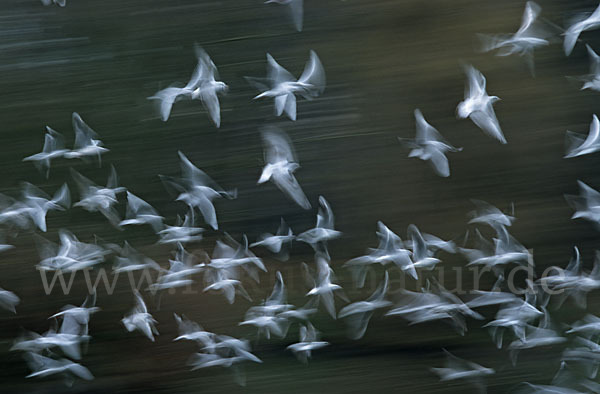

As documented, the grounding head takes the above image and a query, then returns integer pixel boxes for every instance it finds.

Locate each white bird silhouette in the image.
[249,50,325,121]
[565,180,600,228]
[0,287,19,313]
[23,126,68,178]
[148,46,227,127]
[457,65,505,144]
[579,45,600,91]
[25,353,93,386]
[478,1,549,74]
[63,113,109,164]
[338,272,392,339]
[265,0,304,31]
[400,109,462,177]
[250,218,295,261]
[119,191,164,232]
[258,126,310,209]
[565,114,600,158]
[344,221,416,286]
[161,151,236,230]
[297,196,341,248]
[286,323,329,363]
[121,291,159,341]
[431,350,494,392]
[41,0,66,7]
[564,4,600,56]
[71,166,126,227]
[305,252,347,319]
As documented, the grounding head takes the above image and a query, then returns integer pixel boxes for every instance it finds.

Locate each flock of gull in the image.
[4,0,600,392]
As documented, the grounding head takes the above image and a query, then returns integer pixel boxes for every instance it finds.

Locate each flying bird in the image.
[399,109,462,177]
[63,113,109,164]
[579,45,600,91]
[148,46,227,127]
[478,1,550,74]
[23,126,68,178]
[249,50,325,121]
[265,0,304,31]
[258,126,310,209]
[564,4,600,56]
[565,114,600,158]
[457,65,506,144]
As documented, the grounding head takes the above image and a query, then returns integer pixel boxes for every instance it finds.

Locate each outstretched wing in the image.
[298,50,326,95]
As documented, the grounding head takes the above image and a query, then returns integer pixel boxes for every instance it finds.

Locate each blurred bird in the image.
[150,243,200,291]
[484,289,544,348]
[565,114,600,158]
[344,221,416,286]
[50,292,99,336]
[157,210,204,245]
[460,228,531,277]
[239,307,287,340]
[250,218,295,261]
[567,314,600,337]
[508,308,567,365]
[188,335,261,385]
[173,313,216,349]
[206,233,266,275]
[457,65,505,144]
[265,0,303,31]
[12,318,90,360]
[0,287,19,313]
[41,0,66,7]
[121,291,158,341]
[286,323,329,363]
[161,151,236,230]
[21,182,71,232]
[564,4,600,56]
[407,224,442,271]
[71,166,126,227]
[113,241,161,273]
[63,113,109,164]
[249,50,325,121]
[466,275,520,309]
[540,247,600,309]
[468,199,515,237]
[258,126,310,209]
[239,272,292,338]
[25,352,93,386]
[399,109,462,177]
[149,46,227,127]
[297,196,341,248]
[431,350,495,393]
[189,46,228,128]
[35,230,109,272]
[565,181,600,228]
[561,336,600,379]
[23,126,68,178]
[119,191,164,232]
[338,271,392,339]
[203,267,252,305]
[579,45,600,91]
[478,1,550,74]
[305,252,347,319]
[386,282,482,335]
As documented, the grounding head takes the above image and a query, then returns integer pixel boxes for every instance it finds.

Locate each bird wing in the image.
[266,53,295,85]
[200,87,222,128]
[72,112,98,149]
[288,0,304,31]
[261,126,297,163]
[298,50,326,95]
